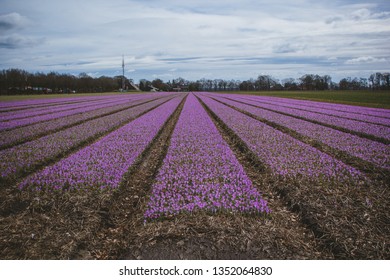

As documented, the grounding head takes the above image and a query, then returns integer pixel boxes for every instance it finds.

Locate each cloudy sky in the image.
[0,0,389,82]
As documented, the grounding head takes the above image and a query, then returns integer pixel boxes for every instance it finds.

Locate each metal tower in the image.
[121,55,125,91]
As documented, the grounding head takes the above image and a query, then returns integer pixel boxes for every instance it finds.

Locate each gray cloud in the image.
[0,0,389,81]
[0,34,43,49]
[325,16,344,24]
[345,56,388,65]
[0,13,27,32]
[273,43,305,54]
[351,8,390,21]
[0,12,41,49]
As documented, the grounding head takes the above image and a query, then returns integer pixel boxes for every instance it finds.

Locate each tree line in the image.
[0,69,126,95]
[0,68,389,95]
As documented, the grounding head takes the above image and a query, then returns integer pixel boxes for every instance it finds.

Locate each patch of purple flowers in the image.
[18,97,182,191]
[237,95,390,126]
[0,95,164,149]
[209,94,390,169]
[199,94,365,183]
[223,94,390,140]
[144,94,269,221]
[0,96,174,181]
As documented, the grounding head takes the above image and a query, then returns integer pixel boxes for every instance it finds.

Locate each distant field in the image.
[0,91,138,102]
[219,90,390,109]
[2,91,389,108]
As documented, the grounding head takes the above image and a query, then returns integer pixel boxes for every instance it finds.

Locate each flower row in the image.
[145,94,269,221]
[0,96,102,110]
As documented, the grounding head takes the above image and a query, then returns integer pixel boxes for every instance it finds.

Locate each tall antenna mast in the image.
[121,55,125,91]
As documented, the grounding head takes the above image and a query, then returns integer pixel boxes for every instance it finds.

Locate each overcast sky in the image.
[0,0,389,82]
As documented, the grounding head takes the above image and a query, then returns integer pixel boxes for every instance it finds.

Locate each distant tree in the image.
[227,79,240,91]
[369,72,383,90]
[239,80,255,91]
[299,74,315,90]
[139,79,152,91]
[212,79,218,91]
[188,81,201,91]
[96,76,117,92]
[312,75,323,90]
[339,78,351,90]
[3,69,29,90]
[205,79,213,91]
[360,78,368,89]
[382,73,390,89]
[339,76,370,90]
[299,74,332,90]
[78,72,94,92]
[152,78,167,91]
[282,78,299,90]
[256,75,278,90]
[323,75,332,90]
[272,83,284,91]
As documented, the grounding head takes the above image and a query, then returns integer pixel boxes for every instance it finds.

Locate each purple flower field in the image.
[1,91,389,260]
[2,91,386,213]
